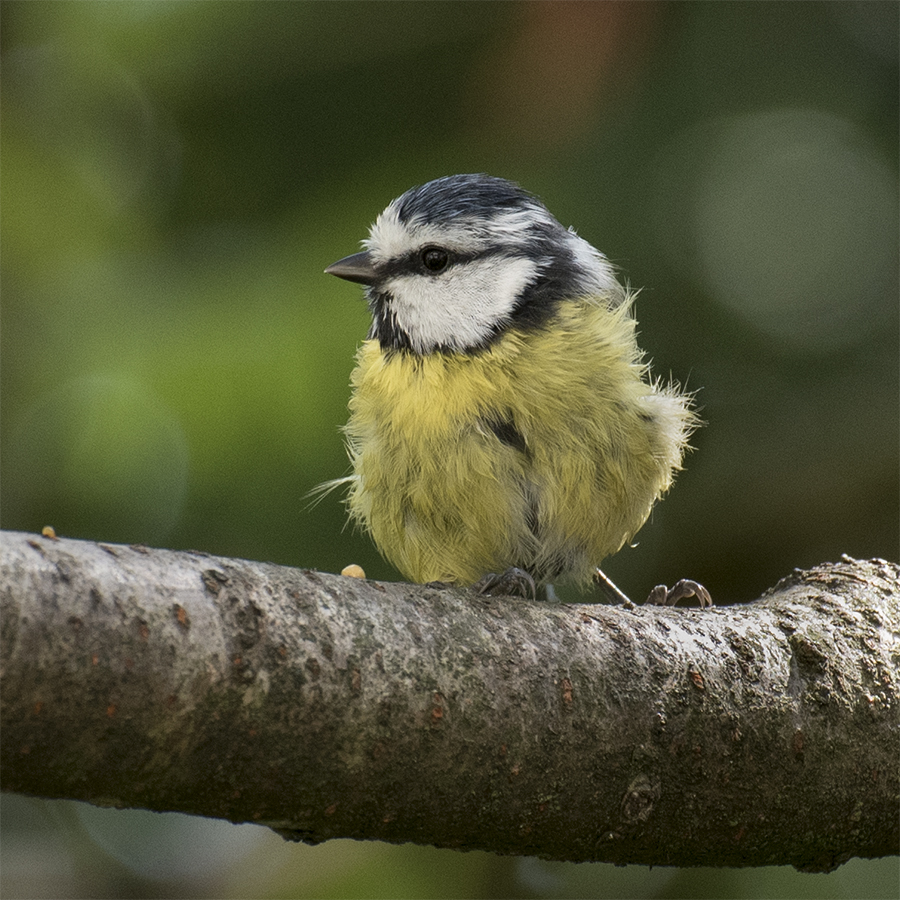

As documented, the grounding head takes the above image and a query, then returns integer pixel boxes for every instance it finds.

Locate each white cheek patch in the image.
[385,256,539,353]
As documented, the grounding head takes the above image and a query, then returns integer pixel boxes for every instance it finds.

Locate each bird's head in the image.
[326,174,622,355]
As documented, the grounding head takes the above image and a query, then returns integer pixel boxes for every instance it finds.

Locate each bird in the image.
[324,174,710,607]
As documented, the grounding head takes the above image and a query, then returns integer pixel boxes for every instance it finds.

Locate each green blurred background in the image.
[1,1,897,897]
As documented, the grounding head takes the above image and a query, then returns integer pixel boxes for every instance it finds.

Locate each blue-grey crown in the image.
[394,174,548,227]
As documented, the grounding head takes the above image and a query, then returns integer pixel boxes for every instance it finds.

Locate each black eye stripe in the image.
[377,245,527,280]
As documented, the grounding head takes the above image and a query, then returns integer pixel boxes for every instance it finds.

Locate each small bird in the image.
[325,174,710,607]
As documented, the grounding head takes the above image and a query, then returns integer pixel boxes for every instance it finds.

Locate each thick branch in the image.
[1,530,897,871]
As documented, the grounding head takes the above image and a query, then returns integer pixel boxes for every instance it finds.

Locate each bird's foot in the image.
[646,579,713,609]
[474,567,536,600]
[594,568,712,609]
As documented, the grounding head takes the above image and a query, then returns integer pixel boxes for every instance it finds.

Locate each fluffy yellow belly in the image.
[343,298,693,587]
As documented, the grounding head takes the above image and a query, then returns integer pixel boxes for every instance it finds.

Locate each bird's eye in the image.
[421,247,450,273]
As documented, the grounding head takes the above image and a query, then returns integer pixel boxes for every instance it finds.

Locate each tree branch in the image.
[1,530,897,871]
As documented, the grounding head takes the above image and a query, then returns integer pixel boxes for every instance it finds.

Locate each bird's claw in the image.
[646,579,713,608]
[474,567,536,600]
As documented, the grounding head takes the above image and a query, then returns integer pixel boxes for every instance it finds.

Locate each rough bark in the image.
[1,530,897,871]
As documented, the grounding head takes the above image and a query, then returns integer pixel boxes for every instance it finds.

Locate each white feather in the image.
[385,256,539,353]
[564,228,622,298]
[366,204,485,260]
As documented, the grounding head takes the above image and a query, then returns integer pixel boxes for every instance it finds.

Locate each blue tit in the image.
[326,174,710,606]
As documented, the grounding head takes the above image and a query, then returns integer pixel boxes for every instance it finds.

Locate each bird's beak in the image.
[325,251,377,286]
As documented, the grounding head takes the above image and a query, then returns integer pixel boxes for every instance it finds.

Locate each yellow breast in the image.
[343,297,693,586]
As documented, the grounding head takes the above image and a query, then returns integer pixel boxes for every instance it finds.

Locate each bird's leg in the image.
[593,567,634,606]
[474,567,537,600]
[541,583,561,603]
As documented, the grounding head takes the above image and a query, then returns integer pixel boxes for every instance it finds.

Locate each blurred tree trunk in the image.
[1,530,897,872]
